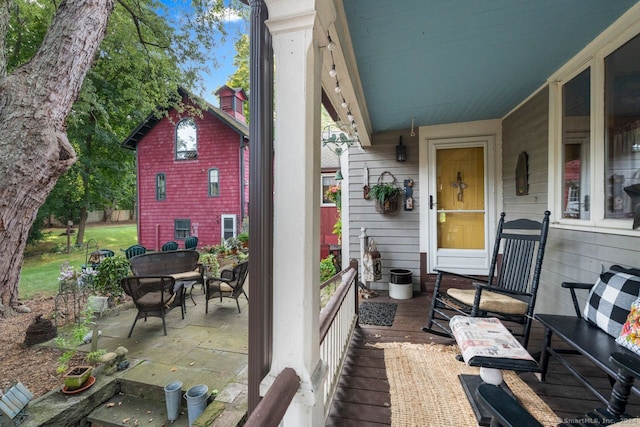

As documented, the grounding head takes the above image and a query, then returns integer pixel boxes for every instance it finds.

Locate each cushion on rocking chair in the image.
[446,288,528,315]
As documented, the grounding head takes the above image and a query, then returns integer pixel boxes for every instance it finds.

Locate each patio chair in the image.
[121,276,179,337]
[205,260,249,313]
[476,352,640,427]
[161,241,179,251]
[423,210,550,349]
[124,244,146,260]
[184,236,198,250]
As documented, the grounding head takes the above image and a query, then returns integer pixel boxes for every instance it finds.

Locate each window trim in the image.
[175,117,198,160]
[548,8,640,235]
[174,219,191,240]
[321,173,338,207]
[221,214,237,240]
[156,172,166,201]
[208,168,220,197]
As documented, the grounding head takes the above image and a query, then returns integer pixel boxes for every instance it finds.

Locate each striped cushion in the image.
[446,288,528,315]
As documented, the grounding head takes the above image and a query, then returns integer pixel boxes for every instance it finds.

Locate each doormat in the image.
[359,302,397,326]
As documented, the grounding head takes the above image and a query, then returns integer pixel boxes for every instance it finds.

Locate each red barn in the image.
[121,87,249,250]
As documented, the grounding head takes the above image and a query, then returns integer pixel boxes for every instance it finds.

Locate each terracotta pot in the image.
[63,366,92,390]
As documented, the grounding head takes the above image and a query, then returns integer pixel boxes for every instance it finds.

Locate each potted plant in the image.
[92,255,131,307]
[63,366,93,390]
[369,172,403,214]
[199,252,220,279]
[237,232,249,249]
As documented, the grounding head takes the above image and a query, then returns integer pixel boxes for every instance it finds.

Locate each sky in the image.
[160,1,249,106]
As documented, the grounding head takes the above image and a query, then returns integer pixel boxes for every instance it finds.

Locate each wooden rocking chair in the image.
[423,211,550,349]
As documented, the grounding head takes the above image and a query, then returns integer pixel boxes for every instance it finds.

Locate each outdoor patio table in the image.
[174,280,198,316]
[450,315,541,426]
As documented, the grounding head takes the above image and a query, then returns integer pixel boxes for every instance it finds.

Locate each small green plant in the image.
[86,349,107,364]
[224,237,242,252]
[368,182,402,204]
[199,252,220,278]
[320,254,337,282]
[237,231,249,246]
[55,306,95,373]
[93,255,131,302]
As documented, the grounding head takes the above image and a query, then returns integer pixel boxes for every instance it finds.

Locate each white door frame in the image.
[419,120,502,275]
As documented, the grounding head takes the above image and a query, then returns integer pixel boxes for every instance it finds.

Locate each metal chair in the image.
[423,211,550,349]
[124,244,146,260]
[205,260,249,313]
[184,236,198,250]
[161,241,179,251]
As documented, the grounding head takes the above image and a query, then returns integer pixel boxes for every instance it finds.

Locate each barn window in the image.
[174,219,191,239]
[156,173,166,201]
[208,168,220,197]
[176,118,198,160]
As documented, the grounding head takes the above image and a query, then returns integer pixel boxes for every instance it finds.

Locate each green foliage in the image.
[237,231,249,245]
[199,252,220,278]
[368,183,403,204]
[54,306,95,373]
[227,33,250,120]
[86,349,107,364]
[320,255,337,283]
[92,256,131,300]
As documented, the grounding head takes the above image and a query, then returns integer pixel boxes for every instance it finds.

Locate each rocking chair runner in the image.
[205,260,249,313]
[423,211,550,349]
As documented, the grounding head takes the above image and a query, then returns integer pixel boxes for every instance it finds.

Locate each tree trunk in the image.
[77,206,88,246]
[0,0,115,312]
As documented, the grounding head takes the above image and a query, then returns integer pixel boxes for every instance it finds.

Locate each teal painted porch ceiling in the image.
[343,0,638,132]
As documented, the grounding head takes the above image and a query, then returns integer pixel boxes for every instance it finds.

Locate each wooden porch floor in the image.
[326,289,640,426]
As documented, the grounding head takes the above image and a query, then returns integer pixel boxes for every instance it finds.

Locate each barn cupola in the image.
[215,85,247,123]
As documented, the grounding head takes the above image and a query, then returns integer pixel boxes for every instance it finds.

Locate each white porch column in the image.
[264,4,327,426]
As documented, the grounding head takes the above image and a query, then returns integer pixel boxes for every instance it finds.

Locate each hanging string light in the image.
[326,33,359,143]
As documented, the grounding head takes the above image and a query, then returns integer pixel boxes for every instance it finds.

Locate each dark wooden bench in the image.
[536,276,640,405]
[477,352,640,426]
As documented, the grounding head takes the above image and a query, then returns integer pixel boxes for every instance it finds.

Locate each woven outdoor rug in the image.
[359,302,397,326]
[374,342,559,427]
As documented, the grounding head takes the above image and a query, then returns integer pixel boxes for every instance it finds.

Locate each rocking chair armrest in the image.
[561,282,593,318]
[434,268,489,284]
[473,282,531,297]
[561,282,593,290]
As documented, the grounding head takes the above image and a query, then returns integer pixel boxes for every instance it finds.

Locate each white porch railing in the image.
[319,259,359,418]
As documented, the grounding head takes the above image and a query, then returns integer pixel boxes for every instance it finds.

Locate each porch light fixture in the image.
[396,136,407,162]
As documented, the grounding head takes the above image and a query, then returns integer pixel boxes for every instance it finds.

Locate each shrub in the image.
[320,254,336,282]
[93,255,131,302]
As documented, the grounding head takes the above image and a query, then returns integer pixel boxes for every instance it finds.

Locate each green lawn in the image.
[20,224,138,300]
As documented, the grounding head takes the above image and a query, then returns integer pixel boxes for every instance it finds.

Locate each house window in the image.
[156,173,166,201]
[322,174,338,206]
[176,118,197,160]
[551,28,640,232]
[174,219,191,240]
[221,215,237,240]
[208,168,219,197]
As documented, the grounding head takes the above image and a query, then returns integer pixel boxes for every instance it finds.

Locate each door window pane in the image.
[222,215,236,240]
[562,68,591,220]
[605,34,640,220]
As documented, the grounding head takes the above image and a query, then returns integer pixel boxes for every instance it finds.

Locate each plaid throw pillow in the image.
[583,267,640,338]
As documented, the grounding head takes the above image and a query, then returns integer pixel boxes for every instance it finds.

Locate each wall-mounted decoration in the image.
[451,171,467,202]
[369,171,402,214]
[404,178,414,211]
[516,151,529,196]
